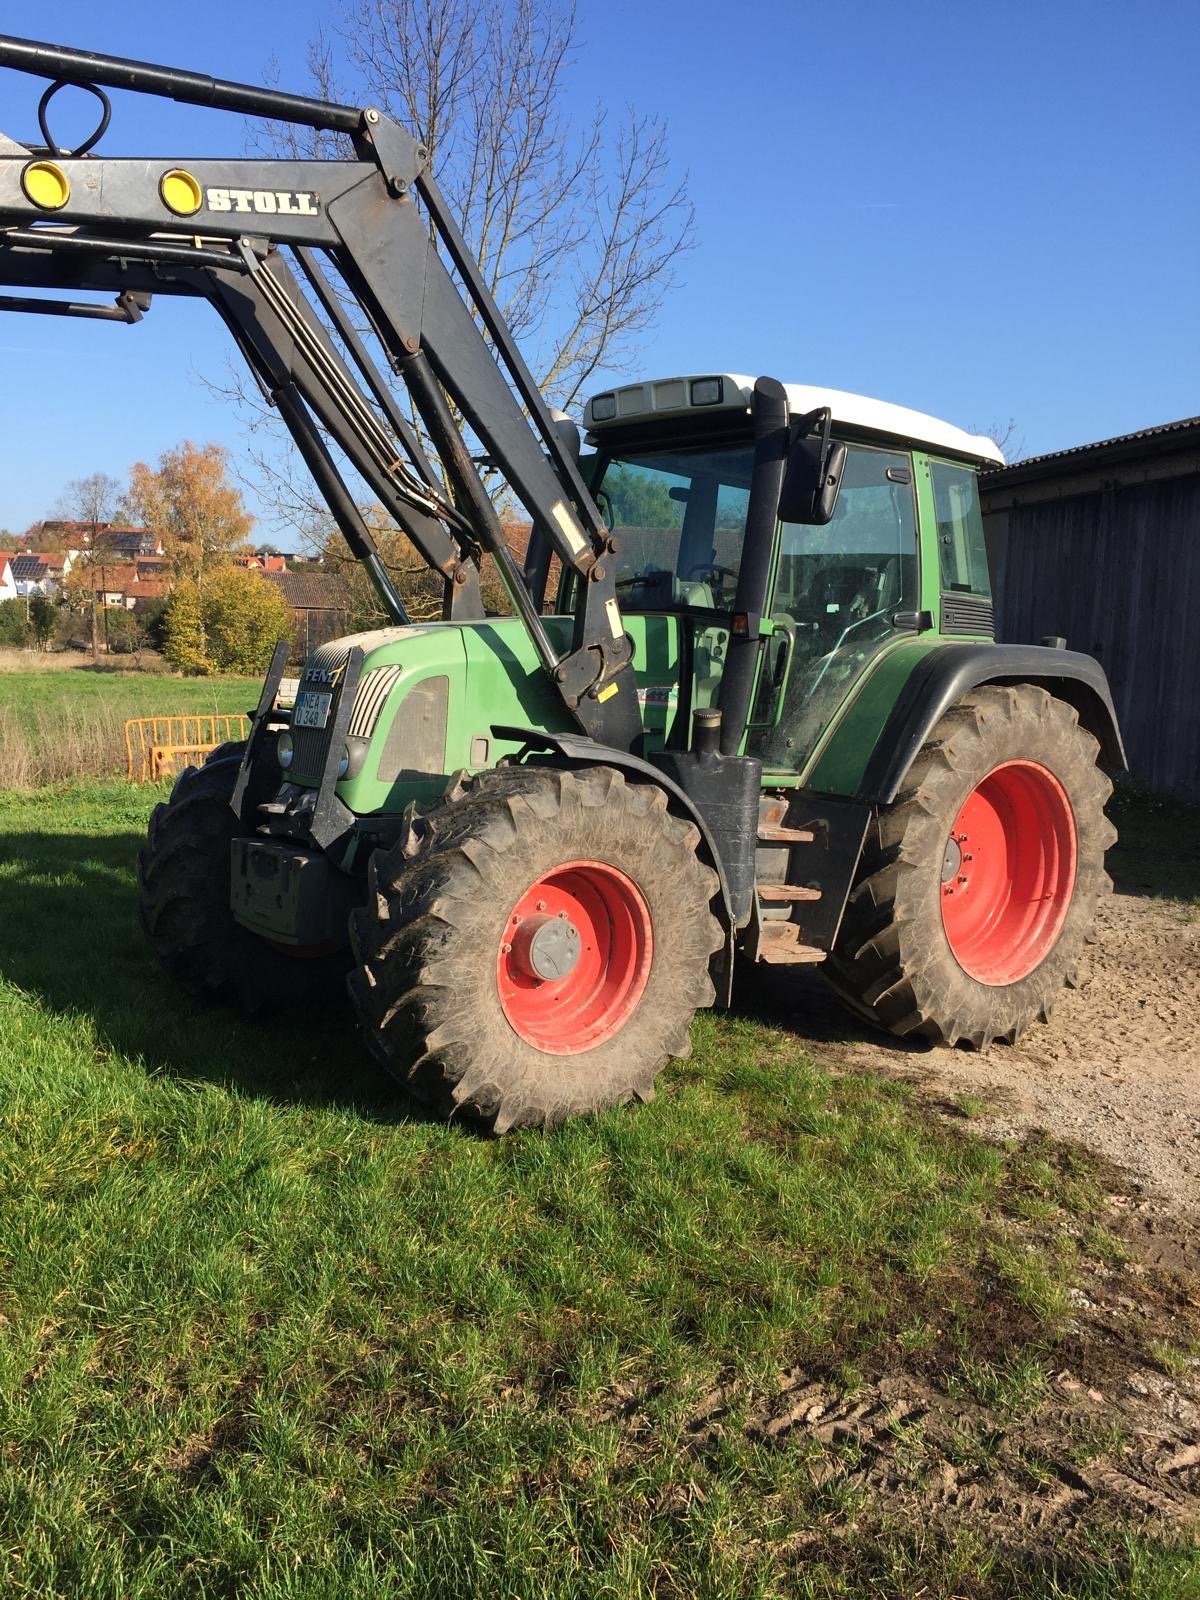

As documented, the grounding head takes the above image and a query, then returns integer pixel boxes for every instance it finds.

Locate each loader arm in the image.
[0,34,640,747]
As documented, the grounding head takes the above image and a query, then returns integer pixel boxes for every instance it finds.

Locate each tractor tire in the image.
[826,684,1116,1047]
[137,747,306,1012]
[348,764,723,1132]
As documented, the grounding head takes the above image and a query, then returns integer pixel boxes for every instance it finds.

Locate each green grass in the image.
[0,663,258,719]
[0,780,1196,1598]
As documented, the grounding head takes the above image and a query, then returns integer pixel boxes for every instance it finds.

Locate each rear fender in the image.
[856,644,1126,806]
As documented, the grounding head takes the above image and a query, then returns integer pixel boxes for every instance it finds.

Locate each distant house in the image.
[263,568,349,656]
[0,554,17,603]
[234,552,287,574]
[95,525,163,559]
[76,561,168,612]
[28,520,164,558]
[10,550,72,597]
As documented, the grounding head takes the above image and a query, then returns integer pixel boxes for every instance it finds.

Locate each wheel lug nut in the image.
[500,941,512,954]
[535,899,546,911]
[957,875,967,884]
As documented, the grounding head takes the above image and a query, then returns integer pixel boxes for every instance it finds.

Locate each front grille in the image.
[291,656,408,785]
[291,641,351,782]
[349,666,402,738]
[941,593,994,637]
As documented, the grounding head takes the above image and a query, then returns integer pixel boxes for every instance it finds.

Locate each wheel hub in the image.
[941,835,963,883]
[510,911,581,980]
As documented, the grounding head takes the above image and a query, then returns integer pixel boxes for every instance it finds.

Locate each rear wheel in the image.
[348,765,722,1131]
[827,684,1116,1046]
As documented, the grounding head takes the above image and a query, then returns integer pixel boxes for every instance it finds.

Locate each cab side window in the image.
[930,460,990,597]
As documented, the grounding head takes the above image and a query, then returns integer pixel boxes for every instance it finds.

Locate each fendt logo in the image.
[206,188,320,217]
[302,662,345,689]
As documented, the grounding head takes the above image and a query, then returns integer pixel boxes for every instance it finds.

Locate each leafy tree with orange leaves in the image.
[126,442,254,588]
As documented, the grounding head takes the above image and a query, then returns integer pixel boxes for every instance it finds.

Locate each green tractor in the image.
[0,38,1122,1130]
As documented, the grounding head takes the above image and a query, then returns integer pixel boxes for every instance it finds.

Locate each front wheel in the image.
[136,749,315,1012]
[348,765,723,1132]
[827,684,1116,1047]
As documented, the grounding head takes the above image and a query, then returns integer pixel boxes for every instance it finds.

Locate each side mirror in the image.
[778,407,846,526]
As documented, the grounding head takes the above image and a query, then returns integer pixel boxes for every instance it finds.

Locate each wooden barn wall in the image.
[988,475,1200,799]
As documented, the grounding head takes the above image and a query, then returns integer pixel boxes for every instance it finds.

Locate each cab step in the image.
[756,825,815,844]
[757,883,822,903]
[756,924,826,965]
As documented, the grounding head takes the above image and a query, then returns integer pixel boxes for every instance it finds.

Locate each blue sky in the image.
[1,0,1196,544]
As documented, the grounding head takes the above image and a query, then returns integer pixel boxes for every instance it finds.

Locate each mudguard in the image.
[856,643,1126,806]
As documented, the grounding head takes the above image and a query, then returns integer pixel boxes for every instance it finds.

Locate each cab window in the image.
[769,443,918,632]
[930,460,990,596]
[593,443,754,611]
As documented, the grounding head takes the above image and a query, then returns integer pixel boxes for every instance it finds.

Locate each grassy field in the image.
[0,777,1197,1597]
[0,662,260,788]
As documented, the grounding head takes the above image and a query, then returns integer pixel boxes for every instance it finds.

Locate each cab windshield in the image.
[594,442,754,610]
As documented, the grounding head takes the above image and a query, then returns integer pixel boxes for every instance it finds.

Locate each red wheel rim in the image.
[497,860,653,1053]
[940,760,1077,985]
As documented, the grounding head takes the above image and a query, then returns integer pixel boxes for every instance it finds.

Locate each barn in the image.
[979,417,1200,801]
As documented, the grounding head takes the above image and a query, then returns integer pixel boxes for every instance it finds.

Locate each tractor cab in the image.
[575,374,1002,774]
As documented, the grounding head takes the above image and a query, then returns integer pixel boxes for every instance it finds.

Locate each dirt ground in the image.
[730,890,1200,1559]
[768,889,1200,1212]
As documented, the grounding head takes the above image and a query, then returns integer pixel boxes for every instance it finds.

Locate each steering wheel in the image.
[686,562,737,583]
[685,562,738,603]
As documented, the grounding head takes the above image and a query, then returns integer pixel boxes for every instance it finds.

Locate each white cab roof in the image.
[583,373,1004,465]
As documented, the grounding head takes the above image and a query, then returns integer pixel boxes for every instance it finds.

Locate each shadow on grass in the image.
[0,824,425,1124]
[731,956,926,1057]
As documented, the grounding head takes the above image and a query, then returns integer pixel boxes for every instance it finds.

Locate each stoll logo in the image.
[206,188,320,217]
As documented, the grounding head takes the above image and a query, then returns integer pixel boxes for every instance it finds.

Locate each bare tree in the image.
[55,471,122,545]
[972,419,1026,464]
[55,471,123,658]
[268,0,691,408]
[236,0,692,552]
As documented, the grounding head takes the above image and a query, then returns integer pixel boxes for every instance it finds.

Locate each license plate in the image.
[293,689,332,729]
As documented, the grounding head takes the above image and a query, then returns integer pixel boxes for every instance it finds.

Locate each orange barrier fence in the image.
[124,713,252,782]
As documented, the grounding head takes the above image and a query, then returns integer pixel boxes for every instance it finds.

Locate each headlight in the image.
[337,746,350,778]
[277,730,294,770]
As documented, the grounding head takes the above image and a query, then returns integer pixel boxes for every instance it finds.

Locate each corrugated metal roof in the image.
[986,415,1200,475]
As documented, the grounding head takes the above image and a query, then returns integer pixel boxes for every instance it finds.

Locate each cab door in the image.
[748,442,920,773]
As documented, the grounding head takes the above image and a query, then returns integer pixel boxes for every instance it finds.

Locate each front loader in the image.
[0,38,1125,1130]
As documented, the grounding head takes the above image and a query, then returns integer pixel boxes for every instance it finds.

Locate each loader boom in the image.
[0,33,640,745]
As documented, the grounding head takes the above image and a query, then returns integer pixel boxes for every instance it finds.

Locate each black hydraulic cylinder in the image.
[0,34,363,131]
[717,377,790,756]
